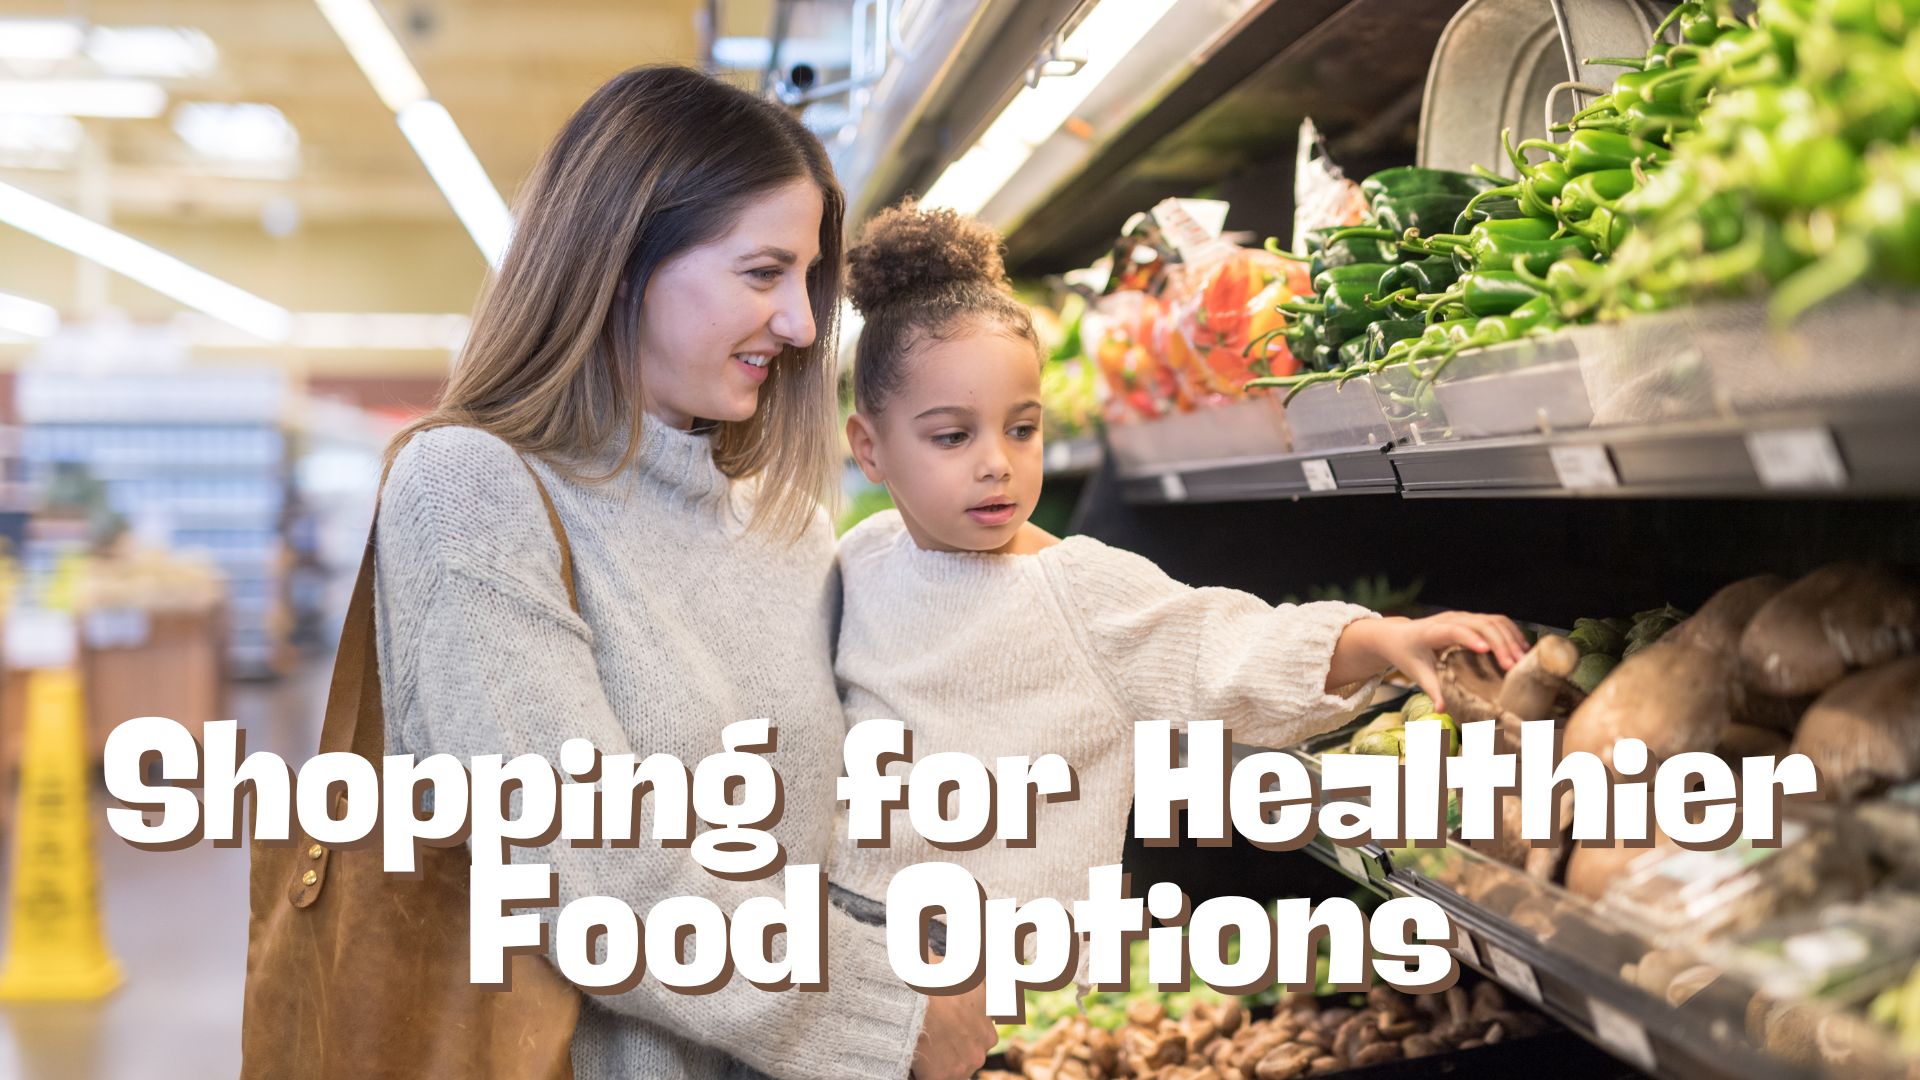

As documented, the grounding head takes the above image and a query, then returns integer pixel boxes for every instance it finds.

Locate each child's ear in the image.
[846,412,885,484]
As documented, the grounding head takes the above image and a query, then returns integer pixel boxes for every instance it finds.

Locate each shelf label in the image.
[1333,843,1368,880]
[1301,458,1337,492]
[1549,444,1620,490]
[1045,442,1069,471]
[1589,997,1658,1071]
[1746,426,1847,490]
[1484,944,1543,1004]
[1159,472,1188,502]
[1449,930,1479,969]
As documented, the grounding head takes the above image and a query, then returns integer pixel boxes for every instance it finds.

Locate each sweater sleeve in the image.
[1041,539,1381,748]
[375,428,925,1080]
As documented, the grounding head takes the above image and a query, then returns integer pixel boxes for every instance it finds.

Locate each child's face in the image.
[848,326,1044,554]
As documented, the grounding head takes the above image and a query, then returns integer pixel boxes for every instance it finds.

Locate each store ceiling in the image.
[0,0,773,375]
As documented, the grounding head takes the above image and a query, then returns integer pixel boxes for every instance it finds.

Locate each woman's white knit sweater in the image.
[374,420,925,1080]
[830,510,1378,917]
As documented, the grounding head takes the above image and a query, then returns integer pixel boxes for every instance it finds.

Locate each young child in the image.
[828,201,1526,949]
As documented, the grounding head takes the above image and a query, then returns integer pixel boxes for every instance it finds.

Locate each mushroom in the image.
[1564,831,1674,902]
[1562,639,1736,773]
[1667,574,1790,654]
[1789,657,1920,798]
[1496,634,1586,722]
[1739,562,1920,697]
[1717,722,1792,761]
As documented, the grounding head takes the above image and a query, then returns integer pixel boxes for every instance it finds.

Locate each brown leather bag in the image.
[242,454,581,1080]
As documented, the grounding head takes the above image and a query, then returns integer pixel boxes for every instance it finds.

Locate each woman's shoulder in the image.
[380,425,553,566]
[835,507,907,561]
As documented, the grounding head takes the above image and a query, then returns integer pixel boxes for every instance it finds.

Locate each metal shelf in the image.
[1271,727,1813,1080]
[1042,435,1105,480]
[1121,444,1396,505]
[1110,295,1920,504]
[1391,408,1920,499]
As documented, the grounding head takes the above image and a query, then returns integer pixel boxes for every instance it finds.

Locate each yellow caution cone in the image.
[0,667,124,1000]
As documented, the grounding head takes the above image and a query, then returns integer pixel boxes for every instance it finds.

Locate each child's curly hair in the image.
[845,199,1039,414]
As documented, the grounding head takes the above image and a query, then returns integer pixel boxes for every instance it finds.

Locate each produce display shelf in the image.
[1386,866,1805,1080]
[1119,445,1397,505]
[1043,436,1105,480]
[1391,405,1920,500]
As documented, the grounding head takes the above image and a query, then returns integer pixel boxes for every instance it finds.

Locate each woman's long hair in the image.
[388,65,844,539]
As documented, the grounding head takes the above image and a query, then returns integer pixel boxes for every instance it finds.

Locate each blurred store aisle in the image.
[0,657,332,1080]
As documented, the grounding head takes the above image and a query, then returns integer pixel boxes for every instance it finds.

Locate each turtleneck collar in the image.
[581,410,735,516]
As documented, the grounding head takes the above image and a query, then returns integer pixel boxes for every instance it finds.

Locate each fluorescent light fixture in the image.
[921,0,1178,215]
[397,100,510,266]
[177,311,470,351]
[0,290,59,338]
[312,0,508,266]
[173,102,299,165]
[0,19,84,62]
[0,114,84,163]
[0,78,168,119]
[312,0,428,111]
[0,178,291,341]
[86,26,219,79]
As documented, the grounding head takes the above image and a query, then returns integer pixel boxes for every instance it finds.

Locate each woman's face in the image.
[634,178,824,429]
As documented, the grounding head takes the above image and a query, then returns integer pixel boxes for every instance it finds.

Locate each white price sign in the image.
[1301,458,1337,492]
[1158,472,1188,502]
[1746,426,1847,490]
[1449,931,1479,969]
[1045,442,1069,471]
[1333,843,1368,881]
[1549,444,1620,490]
[1484,944,1543,1004]
[1589,998,1658,1071]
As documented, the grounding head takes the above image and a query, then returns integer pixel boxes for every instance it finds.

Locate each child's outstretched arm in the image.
[1327,613,1530,712]
[1043,544,1384,746]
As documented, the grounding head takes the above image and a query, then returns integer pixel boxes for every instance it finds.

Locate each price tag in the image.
[1484,944,1543,1004]
[1045,442,1069,471]
[1301,458,1337,492]
[1159,472,1188,502]
[1449,930,1479,969]
[1746,426,1847,490]
[1589,997,1658,1071]
[1549,444,1620,490]
[1333,843,1369,881]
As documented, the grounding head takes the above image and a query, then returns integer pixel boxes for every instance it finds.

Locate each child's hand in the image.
[1328,613,1529,712]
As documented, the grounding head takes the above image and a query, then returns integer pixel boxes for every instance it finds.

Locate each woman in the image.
[374,66,994,1080]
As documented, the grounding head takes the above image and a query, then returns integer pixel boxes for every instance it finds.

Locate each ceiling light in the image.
[0,114,83,164]
[0,19,84,63]
[0,290,59,339]
[397,100,510,266]
[0,178,290,341]
[176,311,470,351]
[312,0,428,111]
[312,0,508,266]
[921,0,1178,216]
[86,26,218,79]
[0,78,167,119]
[173,102,299,165]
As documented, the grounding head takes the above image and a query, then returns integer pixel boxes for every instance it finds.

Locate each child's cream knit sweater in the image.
[830,509,1379,913]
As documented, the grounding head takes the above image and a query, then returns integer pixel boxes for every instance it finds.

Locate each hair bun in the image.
[846,199,1007,315]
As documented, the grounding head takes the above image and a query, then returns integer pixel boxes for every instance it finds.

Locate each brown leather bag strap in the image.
[318,448,577,761]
